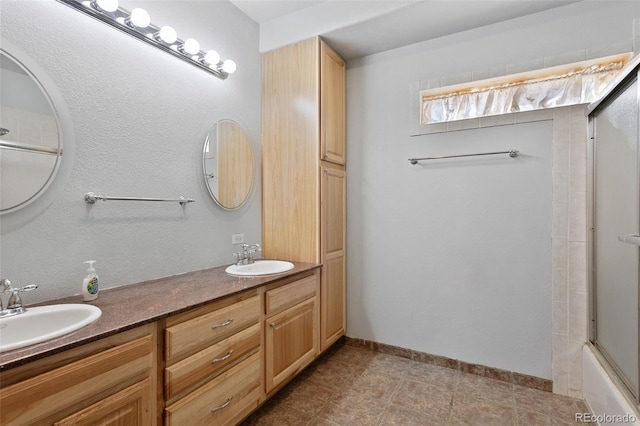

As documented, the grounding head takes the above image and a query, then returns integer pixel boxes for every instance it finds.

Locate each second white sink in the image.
[0,304,102,353]
[225,260,294,276]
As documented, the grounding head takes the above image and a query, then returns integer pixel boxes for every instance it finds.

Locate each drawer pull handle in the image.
[212,350,234,364]
[270,322,278,328]
[212,319,233,329]
[211,396,233,413]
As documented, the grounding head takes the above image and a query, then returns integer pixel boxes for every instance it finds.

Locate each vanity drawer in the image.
[165,323,260,402]
[266,274,317,316]
[165,295,259,362]
[165,352,261,426]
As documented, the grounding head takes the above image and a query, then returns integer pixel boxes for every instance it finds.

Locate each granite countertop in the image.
[0,261,319,371]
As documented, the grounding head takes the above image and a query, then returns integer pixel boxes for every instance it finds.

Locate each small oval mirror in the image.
[203,119,254,210]
[0,50,63,214]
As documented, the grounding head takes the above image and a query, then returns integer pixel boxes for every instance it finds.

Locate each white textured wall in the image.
[346,0,640,381]
[0,1,261,303]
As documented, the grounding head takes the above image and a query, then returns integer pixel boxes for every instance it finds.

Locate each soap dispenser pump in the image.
[82,260,99,301]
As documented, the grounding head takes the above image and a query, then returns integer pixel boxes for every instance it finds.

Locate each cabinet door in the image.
[320,40,346,165]
[265,298,318,392]
[54,378,152,426]
[262,37,321,263]
[321,165,346,350]
[0,334,154,425]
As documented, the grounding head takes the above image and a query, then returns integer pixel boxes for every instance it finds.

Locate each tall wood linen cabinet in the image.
[262,37,346,351]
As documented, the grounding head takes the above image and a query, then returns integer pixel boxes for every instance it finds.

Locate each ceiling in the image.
[230,0,326,23]
[229,0,580,60]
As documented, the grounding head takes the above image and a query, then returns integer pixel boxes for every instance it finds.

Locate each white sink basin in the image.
[0,304,102,353]
[225,260,294,276]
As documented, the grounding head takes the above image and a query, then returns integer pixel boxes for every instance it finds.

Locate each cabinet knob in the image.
[270,322,278,328]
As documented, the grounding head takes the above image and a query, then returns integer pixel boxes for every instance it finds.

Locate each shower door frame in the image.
[588,65,640,405]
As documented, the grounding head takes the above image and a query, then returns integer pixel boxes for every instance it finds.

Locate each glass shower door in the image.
[592,75,639,399]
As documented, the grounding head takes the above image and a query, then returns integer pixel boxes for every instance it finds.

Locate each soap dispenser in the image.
[82,260,99,301]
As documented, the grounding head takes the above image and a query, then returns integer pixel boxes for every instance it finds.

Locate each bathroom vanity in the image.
[0,262,321,425]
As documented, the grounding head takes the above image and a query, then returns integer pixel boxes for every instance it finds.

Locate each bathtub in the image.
[583,344,640,425]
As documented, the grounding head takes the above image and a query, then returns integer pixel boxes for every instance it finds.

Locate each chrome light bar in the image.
[56,0,236,80]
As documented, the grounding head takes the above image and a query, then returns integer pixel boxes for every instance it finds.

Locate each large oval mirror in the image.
[0,49,63,214]
[203,119,254,210]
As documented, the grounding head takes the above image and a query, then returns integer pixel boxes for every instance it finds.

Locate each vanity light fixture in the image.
[155,26,178,45]
[179,38,200,56]
[56,0,236,79]
[125,8,151,29]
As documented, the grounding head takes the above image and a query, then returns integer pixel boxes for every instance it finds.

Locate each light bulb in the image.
[91,0,118,13]
[181,38,200,55]
[126,8,151,28]
[222,59,236,74]
[156,26,177,44]
[204,50,220,66]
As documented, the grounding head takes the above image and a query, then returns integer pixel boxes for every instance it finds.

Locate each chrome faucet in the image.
[0,279,38,318]
[233,243,262,265]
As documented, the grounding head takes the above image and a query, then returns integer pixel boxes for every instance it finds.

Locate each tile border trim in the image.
[343,336,553,393]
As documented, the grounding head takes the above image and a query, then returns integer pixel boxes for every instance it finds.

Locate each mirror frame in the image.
[202,118,255,211]
[0,39,75,231]
[1,49,62,214]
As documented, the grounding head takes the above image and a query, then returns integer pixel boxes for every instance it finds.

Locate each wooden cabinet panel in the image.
[165,353,261,426]
[265,274,317,316]
[322,165,346,256]
[54,378,152,426]
[165,295,259,362]
[320,40,346,165]
[165,323,260,402]
[321,256,346,350]
[321,164,346,350]
[265,298,317,392]
[0,334,154,425]
[262,37,320,263]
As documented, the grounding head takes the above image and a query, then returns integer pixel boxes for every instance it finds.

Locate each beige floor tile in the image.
[362,352,413,376]
[391,379,453,422]
[379,405,449,425]
[324,345,376,366]
[457,372,514,405]
[317,392,386,425]
[305,357,363,389]
[279,379,335,415]
[450,395,516,426]
[407,361,459,390]
[513,384,585,421]
[517,407,552,425]
[245,343,595,426]
[338,370,402,402]
[242,401,313,426]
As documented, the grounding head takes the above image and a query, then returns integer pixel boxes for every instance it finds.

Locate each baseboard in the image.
[343,336,552,392]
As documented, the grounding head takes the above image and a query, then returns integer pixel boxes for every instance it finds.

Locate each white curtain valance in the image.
[421,53,633,124]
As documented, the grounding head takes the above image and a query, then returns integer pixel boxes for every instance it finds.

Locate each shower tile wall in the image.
[550,105,589,398]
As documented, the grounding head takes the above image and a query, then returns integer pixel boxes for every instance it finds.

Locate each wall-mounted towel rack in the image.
[409,149,519,164]
[84,192,195,206]
[0,140,63,156]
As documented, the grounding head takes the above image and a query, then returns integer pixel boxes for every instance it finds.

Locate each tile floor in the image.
[242,343,592,425]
